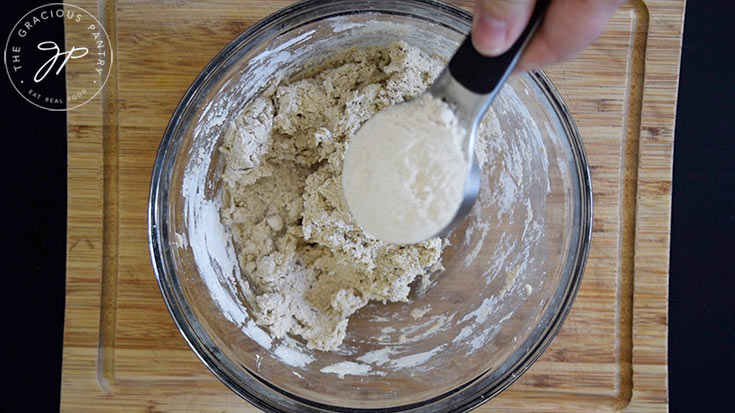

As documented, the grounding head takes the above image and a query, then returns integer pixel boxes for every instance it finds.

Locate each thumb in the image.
[472,0,536,57]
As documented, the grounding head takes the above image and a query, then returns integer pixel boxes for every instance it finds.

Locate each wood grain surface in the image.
[61,0,684,411]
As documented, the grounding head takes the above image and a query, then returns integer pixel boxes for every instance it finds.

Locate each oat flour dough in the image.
[220,43,449,351]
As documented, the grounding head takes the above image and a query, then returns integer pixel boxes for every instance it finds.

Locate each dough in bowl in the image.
[220,42,463,351]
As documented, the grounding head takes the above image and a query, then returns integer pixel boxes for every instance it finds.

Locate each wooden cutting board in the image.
[61,0,684,411]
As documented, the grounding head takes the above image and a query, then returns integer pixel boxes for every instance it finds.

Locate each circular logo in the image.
[4,3,113,111]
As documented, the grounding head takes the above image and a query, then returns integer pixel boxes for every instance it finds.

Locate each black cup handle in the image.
[448,0,550,95]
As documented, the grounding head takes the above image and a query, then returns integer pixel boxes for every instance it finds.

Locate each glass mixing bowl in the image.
[148,0,592,411]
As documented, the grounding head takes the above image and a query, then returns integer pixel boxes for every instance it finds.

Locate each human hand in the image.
[471,0,626,72]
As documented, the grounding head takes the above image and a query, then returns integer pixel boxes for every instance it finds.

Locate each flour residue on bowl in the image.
[320,361,373,378]
[178,30,323,360]
[182,141,274,352]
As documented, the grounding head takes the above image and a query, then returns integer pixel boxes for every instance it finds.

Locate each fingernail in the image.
[472,13,508,56]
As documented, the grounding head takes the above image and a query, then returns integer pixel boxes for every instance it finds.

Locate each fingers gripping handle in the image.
[448,0,550,95]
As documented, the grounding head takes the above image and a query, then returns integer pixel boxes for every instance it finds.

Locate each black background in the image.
[4,2,67,412]
[3,1,733,411]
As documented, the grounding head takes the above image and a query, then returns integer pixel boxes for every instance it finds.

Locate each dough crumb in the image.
[410,306,431,319]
